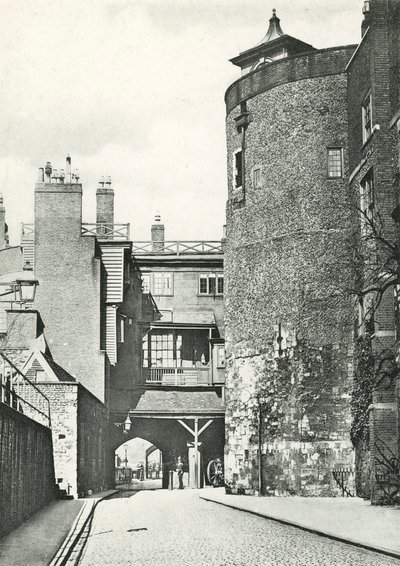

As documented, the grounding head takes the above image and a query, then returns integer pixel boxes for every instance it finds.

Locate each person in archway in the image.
[139,462,144,481]
[176,456,184,489]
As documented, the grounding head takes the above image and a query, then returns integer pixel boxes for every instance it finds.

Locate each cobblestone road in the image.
[79,490,400,566]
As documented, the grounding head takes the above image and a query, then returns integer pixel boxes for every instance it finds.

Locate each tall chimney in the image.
[151,212,165,252]
[96,176,114,238]
[0,194,7,250]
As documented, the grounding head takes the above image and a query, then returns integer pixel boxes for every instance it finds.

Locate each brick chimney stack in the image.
[96,176,114,237]
[151,212,165,252]
[362,0,370,37]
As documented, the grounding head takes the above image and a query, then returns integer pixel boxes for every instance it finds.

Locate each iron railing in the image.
[143,367,211,386]
[0,353,51,428]
[331,467,355,497]
[132,241,223,256]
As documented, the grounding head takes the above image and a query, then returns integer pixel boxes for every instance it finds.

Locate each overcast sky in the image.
[1,0,364,245]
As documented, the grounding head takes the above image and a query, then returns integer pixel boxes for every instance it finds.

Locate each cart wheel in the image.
[206,459,217,485]
[207,459,223,487]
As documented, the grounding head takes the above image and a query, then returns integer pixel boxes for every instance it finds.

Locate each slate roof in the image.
[42,353,77,382]
[131,389,224,416]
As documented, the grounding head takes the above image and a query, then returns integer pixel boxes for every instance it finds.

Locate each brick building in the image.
[1,158,156,497]
[224,3,400,502]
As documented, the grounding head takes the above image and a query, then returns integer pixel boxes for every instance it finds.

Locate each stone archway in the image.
[109,415,225,489]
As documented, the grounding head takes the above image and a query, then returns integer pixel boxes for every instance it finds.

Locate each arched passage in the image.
[110,414,225,489]
[114,437,164,490]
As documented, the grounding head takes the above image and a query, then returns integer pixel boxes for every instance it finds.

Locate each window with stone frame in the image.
[199,273,223,295]
[362,94,372,143]
[253,167,262,188]
[327,148,343,178]
[153,272,173,296]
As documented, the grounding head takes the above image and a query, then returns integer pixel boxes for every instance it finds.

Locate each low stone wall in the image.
[0,403,55,539]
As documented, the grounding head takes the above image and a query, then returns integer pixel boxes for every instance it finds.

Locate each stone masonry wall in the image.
[0,403,55,539]
[36,383,79,497]
[225,65,355,495]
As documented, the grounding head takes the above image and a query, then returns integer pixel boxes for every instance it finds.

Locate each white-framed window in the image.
[143,331,182,368]
[233,149,243,189]
[362,94,372,143]
[153,272,173,296]
[360,169,374,220]
[199,273,224,295]
[142,273,150,293]
[253,167,261,188]
[327,148,343,178]
[117,314,125,343]
[216,345,225,368]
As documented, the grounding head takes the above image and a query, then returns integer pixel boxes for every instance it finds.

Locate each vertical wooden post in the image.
[194,417,199,488]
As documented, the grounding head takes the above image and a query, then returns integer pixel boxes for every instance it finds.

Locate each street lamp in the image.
[123,413,132,434]
[0,262,39,309]
[15,262,39,305]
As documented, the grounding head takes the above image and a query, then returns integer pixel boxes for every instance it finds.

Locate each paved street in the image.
[79,490,400,566]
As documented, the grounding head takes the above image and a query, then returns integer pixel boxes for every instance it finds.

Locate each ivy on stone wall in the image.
[350,335,374,445]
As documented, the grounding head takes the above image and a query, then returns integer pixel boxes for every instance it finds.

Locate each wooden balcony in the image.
[143,367,214,386]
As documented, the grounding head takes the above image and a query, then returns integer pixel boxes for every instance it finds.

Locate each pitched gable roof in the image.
[22,349,77,383]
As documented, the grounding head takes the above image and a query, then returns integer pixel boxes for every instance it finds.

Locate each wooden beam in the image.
[198,419,213,436]
[177,419,195,437]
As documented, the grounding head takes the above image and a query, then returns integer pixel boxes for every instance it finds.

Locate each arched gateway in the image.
[110,389,225,489]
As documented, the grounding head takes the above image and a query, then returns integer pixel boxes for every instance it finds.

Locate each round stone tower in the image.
[224,10,358,496]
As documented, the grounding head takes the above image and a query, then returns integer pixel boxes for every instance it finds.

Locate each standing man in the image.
[176,456,184,489]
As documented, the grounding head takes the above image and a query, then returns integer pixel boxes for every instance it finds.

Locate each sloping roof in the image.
[42,353,77,382]
[131,389,224,417]
[22,349,77,383]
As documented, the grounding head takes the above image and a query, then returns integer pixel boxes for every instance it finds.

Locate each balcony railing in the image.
[132,241,223,256]
[0,353,51,428]
[143,367,212,386]
[81,223,130,240]
[21,222,130,242]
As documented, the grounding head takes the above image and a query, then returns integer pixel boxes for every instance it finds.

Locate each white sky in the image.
[0,0,364,245]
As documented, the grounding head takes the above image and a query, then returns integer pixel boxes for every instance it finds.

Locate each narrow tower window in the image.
[253,168,262,188]
[234,150,243,189]
[362,95,372,143]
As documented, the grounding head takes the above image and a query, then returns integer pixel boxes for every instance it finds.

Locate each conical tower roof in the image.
[230,8,315,74]
[258,9,285,45]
